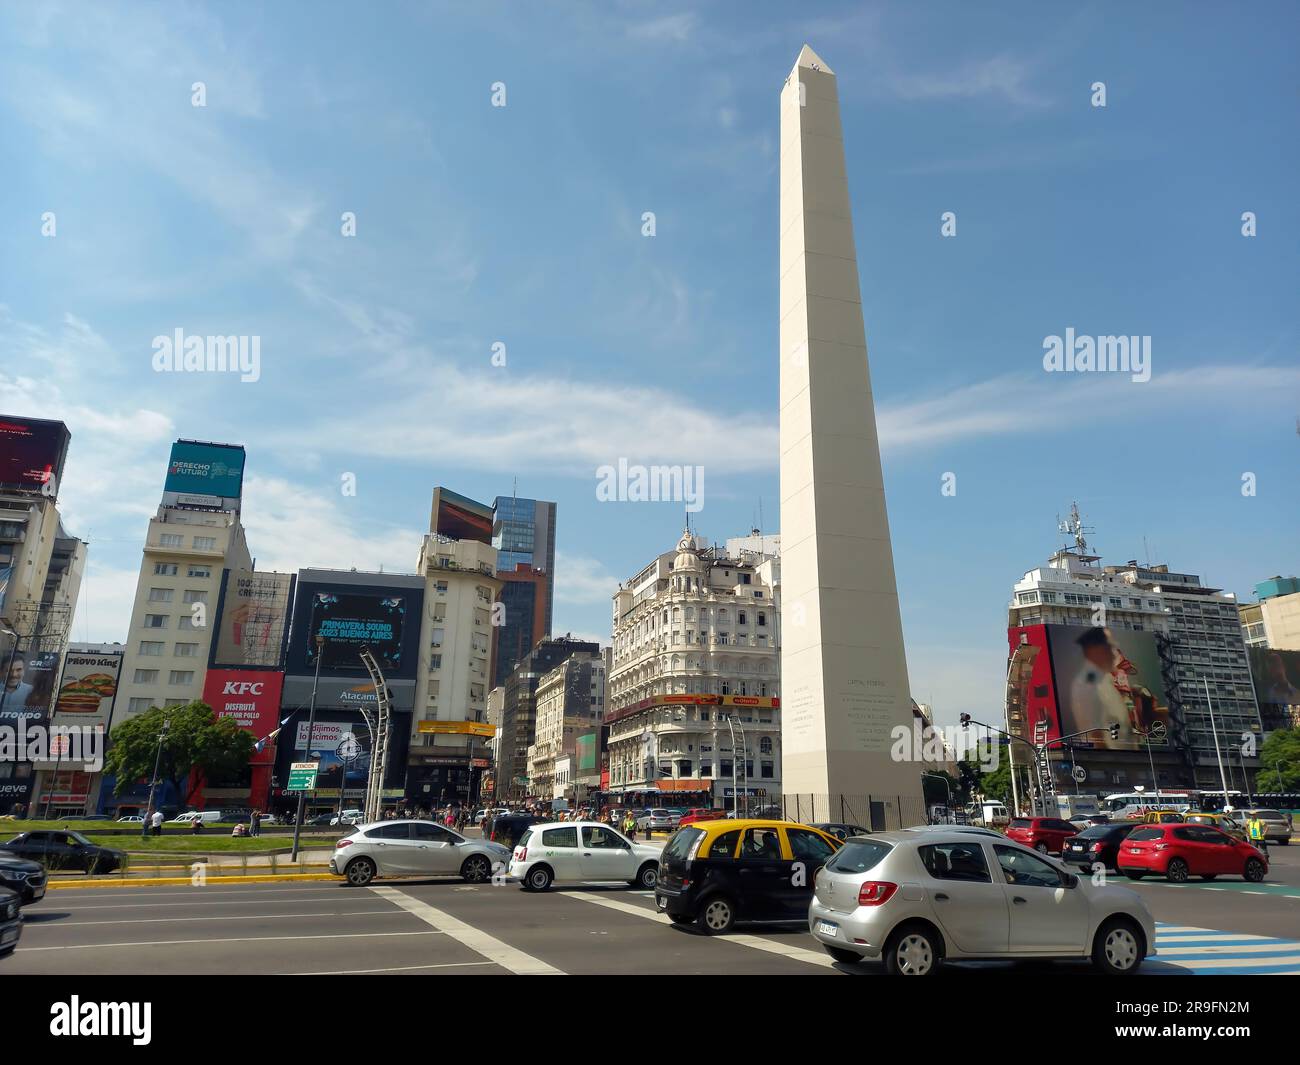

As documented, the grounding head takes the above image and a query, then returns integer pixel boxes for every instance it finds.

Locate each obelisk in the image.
[779,45,923,825]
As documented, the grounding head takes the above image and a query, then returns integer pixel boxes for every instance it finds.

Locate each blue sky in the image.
[2,1,1296,727]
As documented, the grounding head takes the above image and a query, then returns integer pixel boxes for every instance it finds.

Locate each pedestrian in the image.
[250,809,261,837]
[1248,813,1269,854]
[191,816,202,836]
[150,809,164,836]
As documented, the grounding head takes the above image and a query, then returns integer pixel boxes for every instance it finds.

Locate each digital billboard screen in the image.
[305,592,407,672]
[163,440,245,500]
[431,486,493,544]
[1249,646,1300,710]
[0,416,71,497]
[1046,624,1172,750]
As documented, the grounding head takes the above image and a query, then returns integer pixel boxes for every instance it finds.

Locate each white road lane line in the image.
[292,961,498,975]
[1164,954,1300,969]
[56,910,403,927]
[369,886,563,975]
[562,892,840,970]
[1158,943,1300,955]
[19,930,444,952]
[40,895,351,910]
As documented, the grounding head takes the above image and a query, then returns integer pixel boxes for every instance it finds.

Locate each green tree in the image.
[975,759,1013,805]
[1255,728,1300,792]
[104,701,254,805]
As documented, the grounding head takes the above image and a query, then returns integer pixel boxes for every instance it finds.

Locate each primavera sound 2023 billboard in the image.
[306,591,407,673]
[1009,624,1173,751]
[163,440,245,507]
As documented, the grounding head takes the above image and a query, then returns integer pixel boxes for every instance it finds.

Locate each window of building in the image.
[174,643,199,657]
[138,641,164,656]
[128,697,153,713]
[133,669,159,684]
[183,589,208,604]
[154,563,178,576]
[188,566,211,578]
[193,536,217,550]
[177,615,197,630]
[169,670,194,686]
[144,614,168,629]
[430,654,442,669]
[148,588,174,603]
[159,534,183,548]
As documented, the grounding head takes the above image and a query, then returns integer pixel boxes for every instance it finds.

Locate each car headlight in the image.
[5,902,16,920]
[3,871,29,882]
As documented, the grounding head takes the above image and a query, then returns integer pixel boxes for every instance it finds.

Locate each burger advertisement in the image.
[50,652,123,732]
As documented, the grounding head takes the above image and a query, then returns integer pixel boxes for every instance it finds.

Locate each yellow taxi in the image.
[1182,812,1248,841]
[654,819,842,934]
[1140,810,1184,825]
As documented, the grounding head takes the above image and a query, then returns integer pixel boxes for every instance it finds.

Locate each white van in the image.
[167,810,225,824]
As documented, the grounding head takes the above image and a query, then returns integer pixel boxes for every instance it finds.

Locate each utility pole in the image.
[290,635,326,860]
[1203,678,1232,810]
[142,715,170,840]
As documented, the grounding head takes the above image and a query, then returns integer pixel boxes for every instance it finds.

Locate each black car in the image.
[0,887,22,958]
[811,822,871,841]
[1,830,126,874]
[0,853,47,905]
[1061,822,1139,870]
[487,814,544,849]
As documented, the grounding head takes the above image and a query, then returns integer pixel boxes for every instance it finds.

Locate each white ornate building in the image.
[606,529,781,811]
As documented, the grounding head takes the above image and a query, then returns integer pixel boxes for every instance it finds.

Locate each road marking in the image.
[292,960,497,975]
[1158,942,1300,955]
[18,930,444,951]
[58,909,403,927]
[563,892,839,970]
[43,887,345,902]
[369,886,563,975]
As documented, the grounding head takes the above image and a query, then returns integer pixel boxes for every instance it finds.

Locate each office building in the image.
[527,651,604,801]
[491,494,556,687]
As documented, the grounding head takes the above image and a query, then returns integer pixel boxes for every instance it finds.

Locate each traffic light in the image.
[959,713,971,730]
[1108,722,1120,741]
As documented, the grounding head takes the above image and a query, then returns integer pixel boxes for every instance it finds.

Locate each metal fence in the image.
[779,793,929,831]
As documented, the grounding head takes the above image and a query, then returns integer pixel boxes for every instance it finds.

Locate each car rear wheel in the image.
[460,854,492,883]
[823,945,862,964]
[522,865,553,892]
[1166,858,1190,883]
[884,923,942,976]
[1244,858,1266,883]
[697,895,735,935]
[631,863,657,889]
[1034,842,1049,854]
[345,857,376,886]
[1092,917,1143,975]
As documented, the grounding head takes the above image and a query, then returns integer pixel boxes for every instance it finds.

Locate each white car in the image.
[330,820,511,886]
[509,821,660,892]
[167,811,224,825]
[331,809,365,827]
[116,815,144,824]
[808,829,1157,974]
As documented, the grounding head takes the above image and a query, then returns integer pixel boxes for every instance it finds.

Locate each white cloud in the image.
[885,55,1048,108]
[626,13,697,43]
[554,551,620,606]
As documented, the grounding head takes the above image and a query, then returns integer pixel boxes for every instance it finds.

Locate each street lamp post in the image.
[290,635,326,861]
[922,771,953,823]
[142,715,171,841]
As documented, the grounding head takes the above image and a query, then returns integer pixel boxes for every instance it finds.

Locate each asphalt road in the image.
[7,842,1298,976]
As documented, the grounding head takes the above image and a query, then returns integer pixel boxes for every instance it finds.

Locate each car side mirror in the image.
[1064,873,1079,889]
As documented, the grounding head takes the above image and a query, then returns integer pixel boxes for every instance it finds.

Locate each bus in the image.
[1101,790,1194,820]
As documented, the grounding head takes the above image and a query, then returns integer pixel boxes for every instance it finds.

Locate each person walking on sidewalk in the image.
[150,809,164,836]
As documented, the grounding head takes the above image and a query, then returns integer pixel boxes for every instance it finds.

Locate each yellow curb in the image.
[49,872,342,889]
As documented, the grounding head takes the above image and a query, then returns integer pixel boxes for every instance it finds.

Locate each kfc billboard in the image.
[202,669,284,735]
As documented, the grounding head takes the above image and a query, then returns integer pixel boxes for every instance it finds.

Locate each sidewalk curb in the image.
[48,872,341,889]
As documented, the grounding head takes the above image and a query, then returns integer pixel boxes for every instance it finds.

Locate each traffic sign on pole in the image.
[286,762,319,791]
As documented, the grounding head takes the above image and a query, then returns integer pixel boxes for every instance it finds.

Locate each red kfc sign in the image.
[202,669,284,735]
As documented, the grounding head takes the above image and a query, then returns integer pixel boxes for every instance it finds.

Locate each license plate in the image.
[816,919,838,937]
[1128,848,1141,854]
[33,886,45,899]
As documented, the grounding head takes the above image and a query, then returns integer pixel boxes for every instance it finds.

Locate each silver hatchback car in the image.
[808,829,1156,975]
[331,820,511,886]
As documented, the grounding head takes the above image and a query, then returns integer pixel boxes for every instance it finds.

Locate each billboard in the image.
[305,591,407,673]
[431,486,493,544]
[1249,646,1300,711]
[163,440,245,504]
[0,416,71,497]
[274,711,409,795]
[202,668,284,736]
[1009,624,1173,751]
[0,646,61,727]
[50,650,123,732]
[211,570,295,669]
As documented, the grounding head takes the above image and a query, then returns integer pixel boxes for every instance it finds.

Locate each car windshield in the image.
[1009,818,1033,829]
[825,840,892,874]
[1250,810,1282,819]
[1128,828,1164,842]
[663,828,703,860]
[1076,826,1114,838]
[517,829,534,847]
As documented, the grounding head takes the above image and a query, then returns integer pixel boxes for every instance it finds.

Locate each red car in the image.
[1118,824,1268,883]
[678,808,727,827]
[1003,816,1078,855]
